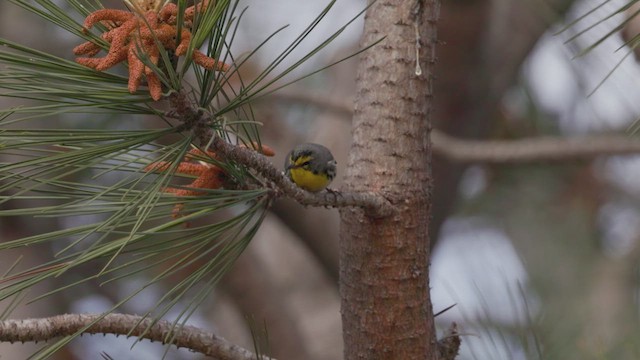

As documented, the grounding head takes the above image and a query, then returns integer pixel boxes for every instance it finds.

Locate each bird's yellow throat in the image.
[288,155,331,192]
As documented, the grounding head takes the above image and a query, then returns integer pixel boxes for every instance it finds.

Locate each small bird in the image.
[285,143,337,192]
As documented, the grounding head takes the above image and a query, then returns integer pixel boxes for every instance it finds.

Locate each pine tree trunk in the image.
[339,1,440,359]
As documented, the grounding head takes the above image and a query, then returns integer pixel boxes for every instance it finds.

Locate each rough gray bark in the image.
[339,1,440,359]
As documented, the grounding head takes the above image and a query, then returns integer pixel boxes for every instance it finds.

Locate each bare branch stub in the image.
[437,322,461,360]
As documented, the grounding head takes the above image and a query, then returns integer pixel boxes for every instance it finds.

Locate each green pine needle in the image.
[0,0,371,356]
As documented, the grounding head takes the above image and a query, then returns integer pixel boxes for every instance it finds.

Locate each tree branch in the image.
[432,131,640,163]
[0,313,272,360]
[264,91,353,118]
[168,91,395,217]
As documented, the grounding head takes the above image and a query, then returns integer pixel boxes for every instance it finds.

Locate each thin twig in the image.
[0,313,273,360]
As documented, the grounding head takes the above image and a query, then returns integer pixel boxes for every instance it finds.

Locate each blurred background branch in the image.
[269,91,640,163]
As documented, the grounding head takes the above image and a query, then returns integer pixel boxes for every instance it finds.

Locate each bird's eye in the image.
[301,161,311,169]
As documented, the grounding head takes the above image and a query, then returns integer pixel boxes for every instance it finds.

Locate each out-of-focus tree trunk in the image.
[430,0,577,248]
[339,1,440,359]
[222,244,313,360]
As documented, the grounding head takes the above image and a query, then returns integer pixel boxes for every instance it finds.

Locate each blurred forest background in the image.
[2,0,640,359]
